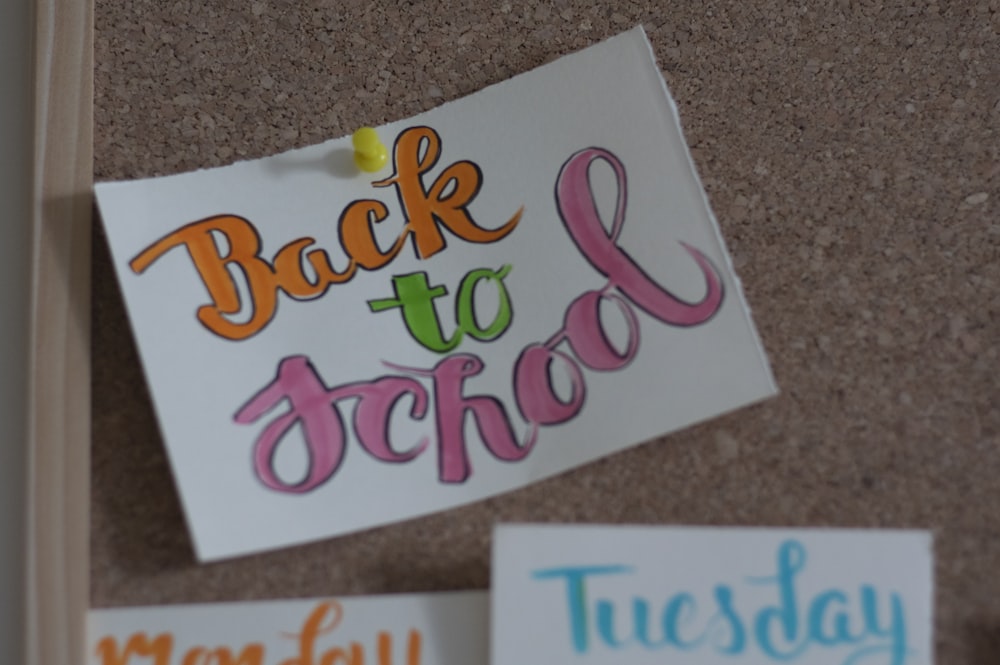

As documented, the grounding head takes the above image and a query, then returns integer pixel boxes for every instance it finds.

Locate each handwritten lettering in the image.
[237,147,723,491]
[96,633,175,665]
[182,646,264,665]
[234,358,429,493]
[93,602,422,665]
[555,148,722,327]
[531,540,911,665]
[129,126,522,341]
[95,633,263,665]
[367,265,514,353]
[372,126,522,259]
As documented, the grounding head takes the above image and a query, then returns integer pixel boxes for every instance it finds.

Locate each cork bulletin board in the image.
[90,1,1000,662]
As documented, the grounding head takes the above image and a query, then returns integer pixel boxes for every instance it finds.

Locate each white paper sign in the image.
[95,26,776,561]
[492,525,933,665]
[87,591,486,665]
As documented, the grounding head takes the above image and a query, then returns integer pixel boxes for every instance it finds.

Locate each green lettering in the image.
[368,272,461,352]
[457,264,513,341]
[369,265,514,353]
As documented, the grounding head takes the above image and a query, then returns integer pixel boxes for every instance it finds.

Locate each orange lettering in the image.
[378,632,391,665]
[272,238,328,299]
[405,631,421,665]
[374,126,522,259]
[272,238,355,299]
[130,215,279,341]
[376,630,422,665]
[95,632,173,665]
[318,644,363,665]
[280,601,343,665]
[129,126,522,340]
[338,200,405,271]
[181,644,265,665]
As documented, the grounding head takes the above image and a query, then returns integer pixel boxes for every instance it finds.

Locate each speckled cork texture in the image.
[92,2,1000,661]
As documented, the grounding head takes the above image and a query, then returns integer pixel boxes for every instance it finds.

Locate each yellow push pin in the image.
[352,127,388,173]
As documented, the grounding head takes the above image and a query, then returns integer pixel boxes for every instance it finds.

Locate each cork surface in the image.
[91,1,1000,661]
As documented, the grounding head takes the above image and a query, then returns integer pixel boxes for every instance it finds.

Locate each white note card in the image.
[492,524,933,665]
[87,591,486,665]
[95,26,776,561]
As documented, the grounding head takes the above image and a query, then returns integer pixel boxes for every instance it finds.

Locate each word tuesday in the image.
[532,539,911,665]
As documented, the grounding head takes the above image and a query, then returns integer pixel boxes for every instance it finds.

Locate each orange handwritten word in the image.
[94,632,262,665]
[181,646,265,665]
[95,633,174,665]
[129,126,523,341]
[93,601,422,665]
[280,601,422,665]
[372,126,520,258]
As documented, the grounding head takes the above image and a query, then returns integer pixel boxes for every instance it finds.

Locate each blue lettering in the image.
[842,643,913,665]
[709,585,746,654]
[529,542,915,665]
[749,539,808,660]
[632,598,669,648]
[662,593,705,650]
[859,586,910,665]
[531,565,631,653]
[596,599,633,648]
[808,590,864,645]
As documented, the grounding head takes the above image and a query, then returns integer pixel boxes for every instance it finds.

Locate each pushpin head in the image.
[352,127,388,173]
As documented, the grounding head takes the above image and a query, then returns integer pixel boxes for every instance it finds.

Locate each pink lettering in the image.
[513,344,586,425]
[555,147,724,326]
[427,354,535,483]
[235,146,725,491]
[561,289,640,371]
[234,356,429,492]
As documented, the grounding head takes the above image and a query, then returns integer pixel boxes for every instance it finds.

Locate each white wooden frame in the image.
[26,0,93,662]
